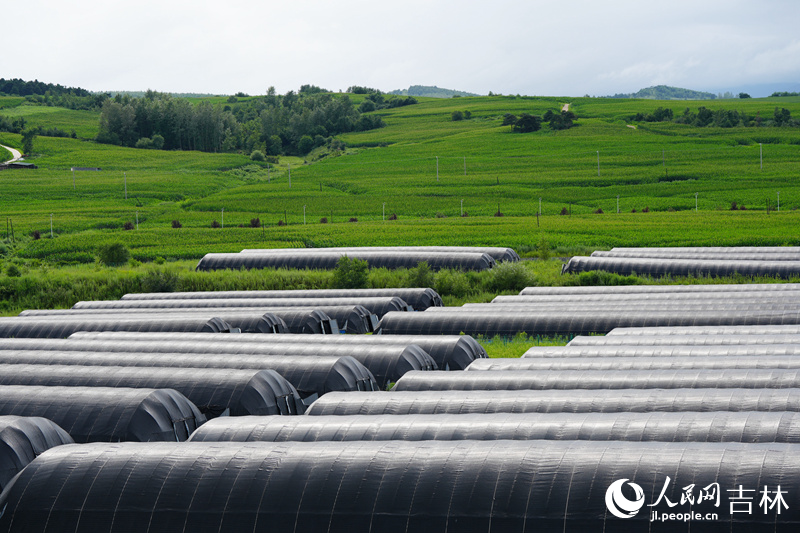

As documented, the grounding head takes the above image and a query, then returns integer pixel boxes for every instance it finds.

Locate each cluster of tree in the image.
[771,91,800,97]
[346,86,417,111]
[502,113,540,132]
[0,115,28,134]
[0,116,75,140]
[0,78,91,97]
[609,85,717,100]
[631,107,674,122]
[0,79,104,111]
[357,93,417,113]
[96,88,384,155]
[20,92,108,111]
[502,109,576,132]
[631,106,797,128]
[450,110,472,121]
[389,85,479,98]
[543,109,576,130]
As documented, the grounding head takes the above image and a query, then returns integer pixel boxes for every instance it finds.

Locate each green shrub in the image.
[572,270,643,286]
[485,261,533,292]
[5,263,21,277]
[408,261,434,288]
[140,266,180,293]
[332,256,368,289]
[97,243,130,266]
[434,269,471,298]
[250,150,265,162]
[537,236,551,261]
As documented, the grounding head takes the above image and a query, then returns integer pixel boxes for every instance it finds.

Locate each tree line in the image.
[0,78,91,98]
[96,87,386,155]
[631,106,798,128]
[502,109,576,132]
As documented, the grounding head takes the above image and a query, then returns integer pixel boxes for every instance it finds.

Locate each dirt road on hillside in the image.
[0,144,22,163]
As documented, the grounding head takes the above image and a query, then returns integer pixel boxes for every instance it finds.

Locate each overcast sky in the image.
[3,0,798,97]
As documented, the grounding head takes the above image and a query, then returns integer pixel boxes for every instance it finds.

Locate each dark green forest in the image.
[631,106,798,128]
[95,88,389,155]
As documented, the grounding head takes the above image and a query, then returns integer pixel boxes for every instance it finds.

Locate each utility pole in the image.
[303,205,307,225]
[695,192,698,212]
[72,169,75,190]
[460,199,464,217]
[616,195,620,214]
[539,197,542,216]
[382,202,386,221]
[136,211,139,230]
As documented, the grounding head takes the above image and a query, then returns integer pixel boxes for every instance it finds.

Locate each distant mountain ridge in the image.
[609,85,717,100]
[390,85,480,98]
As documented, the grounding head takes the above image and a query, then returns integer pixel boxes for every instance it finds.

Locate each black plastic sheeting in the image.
[0,339,401,391]
[377,309,800,337]
[0,347,376,399]
[519,282,800,296]
[247,305,377,334]
[246,309,337,334]
[0,316,235,338]
[610,246,800,254]
[562,255,800,279]
[468,355,800,371]
[73,296,411,317]
[58,306,375,334]
[68,331,488,371]
[0,386,205,442]
[393,369,800,391]
[495,291,800,304]
[58,307,341,334]
[241,246,520,262]
[522,344,800,358]
[608,324,800,336]
[459,300,800,313]
[593,250,800,261]
[0,415,73,492]
[195,250,496,272]
[2,440,799,531]
[568,334,800,346]
[18,309,289,334]
[122,288,444,310]
[189,411,800,443]
[0,364,302,417]
[305,389,800,416]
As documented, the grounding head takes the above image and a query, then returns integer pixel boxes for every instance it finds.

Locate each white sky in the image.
[3,0,798,97]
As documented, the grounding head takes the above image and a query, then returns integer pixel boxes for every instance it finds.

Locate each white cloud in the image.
[2,0,798,96]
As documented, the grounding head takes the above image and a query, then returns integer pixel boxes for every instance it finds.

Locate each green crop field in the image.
[1,93,799,263]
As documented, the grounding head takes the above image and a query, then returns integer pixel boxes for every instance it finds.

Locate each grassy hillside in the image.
[1,93,799,263]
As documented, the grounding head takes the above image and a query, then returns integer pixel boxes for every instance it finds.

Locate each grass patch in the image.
[478,332,571,358]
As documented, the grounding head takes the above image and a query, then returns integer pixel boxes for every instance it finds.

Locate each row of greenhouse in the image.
[563,245,800,278]
[4,245,800,531]
[5,321,800,530]
[377,281,800,337]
